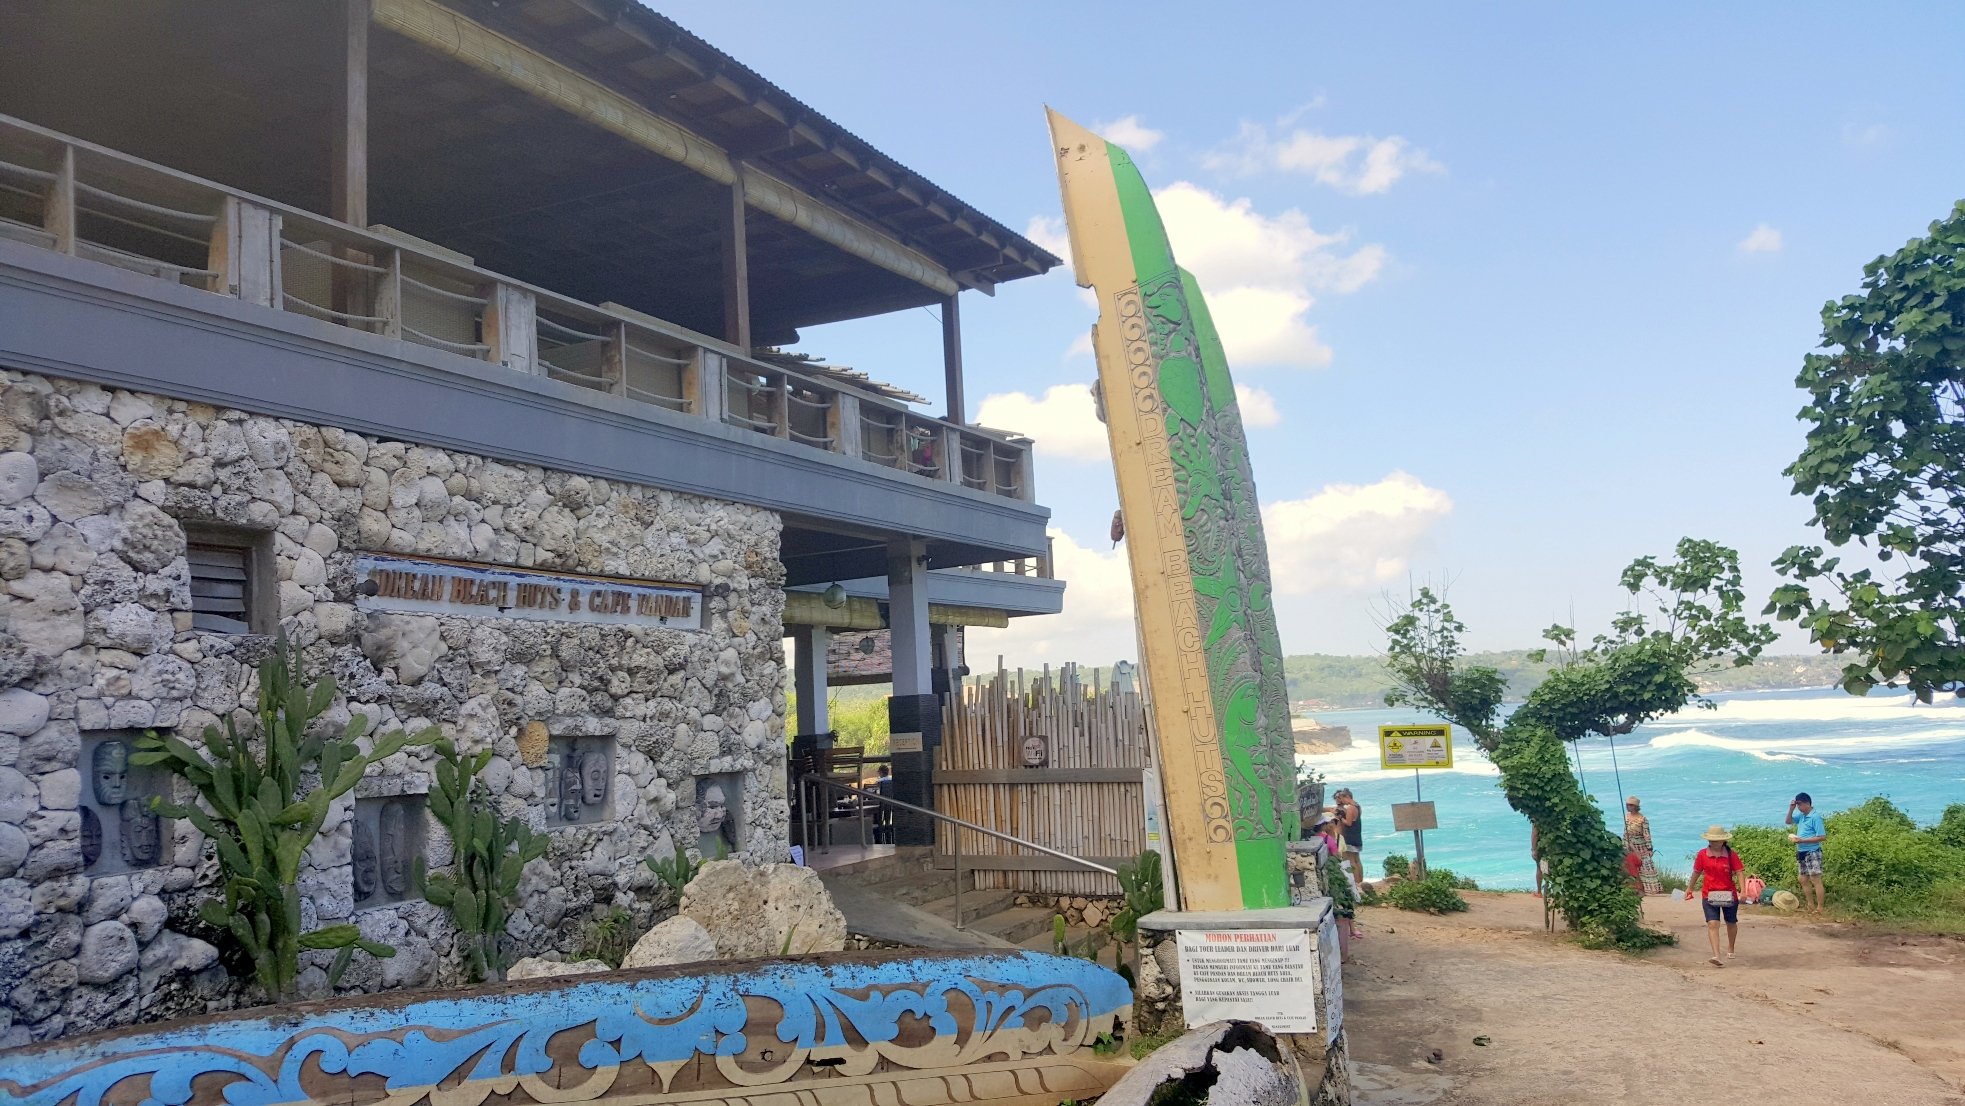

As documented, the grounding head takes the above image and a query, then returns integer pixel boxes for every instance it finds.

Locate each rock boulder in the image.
[679,861,846,959]
[622,915,717,969]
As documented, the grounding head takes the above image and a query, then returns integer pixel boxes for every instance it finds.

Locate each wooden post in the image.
[834,392,862,460]
[942,292,965,423]
[331,0,369,318]
[605,321,630,397]
[941,426,965,485]
[332,0,369,229]
[720,180,751,351]
[377,248,403,336]
[770,373,790,439]
[45,146,76,256]
[208,197,282,307]
[481,283,537,373]
[693,349,728,425]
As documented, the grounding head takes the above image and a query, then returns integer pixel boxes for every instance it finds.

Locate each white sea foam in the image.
[1643,724,1965,762]
[1649,691,1964,728]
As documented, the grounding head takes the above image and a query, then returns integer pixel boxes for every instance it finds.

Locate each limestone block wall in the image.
[0,369,789,1044]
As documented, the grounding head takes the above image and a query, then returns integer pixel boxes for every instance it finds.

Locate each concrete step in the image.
[806,846,933,886]
[821,878,1016,951]
[1016,921,1114,957]
[951,904,1059,946]
[915,888,1018,926]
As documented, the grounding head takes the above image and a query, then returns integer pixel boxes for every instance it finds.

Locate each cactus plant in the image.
[421,736,548,982]
[134,638,437,1003]
[644,837,721,900]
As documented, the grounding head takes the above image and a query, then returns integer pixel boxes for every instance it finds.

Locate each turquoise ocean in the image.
[1300,688,1965,890]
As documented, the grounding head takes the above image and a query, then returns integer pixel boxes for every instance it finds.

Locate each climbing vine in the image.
[1383,539,1775,948]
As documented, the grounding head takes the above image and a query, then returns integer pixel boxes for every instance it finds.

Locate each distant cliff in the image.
[1282,652,1851,711]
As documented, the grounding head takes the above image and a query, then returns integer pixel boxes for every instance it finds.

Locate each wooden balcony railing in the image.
[0,113,1036,502]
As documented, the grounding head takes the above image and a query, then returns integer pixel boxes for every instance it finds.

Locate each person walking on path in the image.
[1786,792,1827,915]
[1684,825,1745,967]
[1331,788,1365,890]
[1624,796,1663,895]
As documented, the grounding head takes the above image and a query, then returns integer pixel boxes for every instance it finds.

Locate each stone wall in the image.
[0,369,789,1044]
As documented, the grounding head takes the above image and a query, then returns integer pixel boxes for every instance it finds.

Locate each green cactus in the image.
[644,838,716,900]
[134,637,437,1004]
[421,736,549,982]
[1108,849,1165,947]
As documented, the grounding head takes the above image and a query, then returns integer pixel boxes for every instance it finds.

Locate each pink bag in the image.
[1743,875,1766,903]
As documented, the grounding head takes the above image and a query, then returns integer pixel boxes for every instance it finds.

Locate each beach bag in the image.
[1743,875,1766,903]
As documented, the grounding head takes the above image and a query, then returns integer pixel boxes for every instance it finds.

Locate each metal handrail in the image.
[800,773,1115,929]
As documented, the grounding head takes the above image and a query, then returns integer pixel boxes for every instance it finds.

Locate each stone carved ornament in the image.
[92,740,128,805]
[352,819,379,903]
[558,752,586,823]
[380,801,411,896]
[0,952,1134,1106]
[119,800,159,866]
[79,807,102,868]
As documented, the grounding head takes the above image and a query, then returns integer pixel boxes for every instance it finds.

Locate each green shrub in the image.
[1729,825,1797,887]
[1933,804,1965,851]
[1385,869,1469,914]
[1655,868,1689,895]
[1382,854,1410,879]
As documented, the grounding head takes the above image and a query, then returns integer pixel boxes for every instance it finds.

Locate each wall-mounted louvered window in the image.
[187,543,253,634]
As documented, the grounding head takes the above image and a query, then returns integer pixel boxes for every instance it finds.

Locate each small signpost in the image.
[1378,724,1453,879]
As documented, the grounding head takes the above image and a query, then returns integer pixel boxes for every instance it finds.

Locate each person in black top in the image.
[1330,788,1365,890]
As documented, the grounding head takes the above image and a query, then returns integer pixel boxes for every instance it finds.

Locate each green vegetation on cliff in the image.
[1284,652,1852,710]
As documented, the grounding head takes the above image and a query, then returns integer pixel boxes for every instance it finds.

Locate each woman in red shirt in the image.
[1683,825,1745,966]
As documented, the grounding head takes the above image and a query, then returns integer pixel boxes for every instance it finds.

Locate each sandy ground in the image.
[1344,891,1965,1105]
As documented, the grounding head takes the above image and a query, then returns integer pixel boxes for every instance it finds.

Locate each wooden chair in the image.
[813,745,867,846]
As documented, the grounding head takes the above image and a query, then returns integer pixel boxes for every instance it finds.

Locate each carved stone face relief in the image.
[1020,735,1050,769]
[92,740,129,805]
[80,807,102,868]
[120,799,159,866]
[379,801,410,896]
[558,753,585,823]
[352,819,379,902]
[581,752,608,807]
[698,783,729,838]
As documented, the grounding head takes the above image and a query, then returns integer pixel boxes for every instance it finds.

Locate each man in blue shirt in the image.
[1786,792,1827,915]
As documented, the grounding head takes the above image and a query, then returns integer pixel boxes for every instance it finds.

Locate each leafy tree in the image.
[1383,539,1774,948]
[1769,200,1965,701]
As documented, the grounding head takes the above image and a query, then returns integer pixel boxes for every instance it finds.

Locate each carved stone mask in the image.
[1020,736,1049,769]
[581,752,608,806]
[352,819,378,902]
[698,783,729,837]
[92,741,129,805]
[558,753,584,822]
[80,807,102,868]
[379,801,410,896]
[120,799,159,866]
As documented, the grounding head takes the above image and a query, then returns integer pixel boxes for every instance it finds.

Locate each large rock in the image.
[507,956,612,981]
[622,916,717,969]
[679,861,847,959]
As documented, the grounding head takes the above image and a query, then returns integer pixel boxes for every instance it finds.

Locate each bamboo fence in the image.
[935,662,1152,895]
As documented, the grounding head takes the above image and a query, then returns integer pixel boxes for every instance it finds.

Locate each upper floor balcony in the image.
[0,113,1036,503]
[0,0,1065,590]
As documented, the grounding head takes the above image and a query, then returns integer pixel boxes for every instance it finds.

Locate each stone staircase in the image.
[814,847,1114,955]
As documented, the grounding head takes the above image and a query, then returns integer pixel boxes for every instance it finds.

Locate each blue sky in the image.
[666,1,1965,662]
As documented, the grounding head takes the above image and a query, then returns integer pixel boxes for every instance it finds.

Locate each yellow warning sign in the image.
[1378,724,1453,770]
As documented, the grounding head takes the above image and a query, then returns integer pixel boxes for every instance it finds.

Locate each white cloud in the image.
[1151,181,1387,368]
[1025,214,1070,262]
[1206,123,1443,195]
[1236,384,1281,428]
[965,471,1453,668]
[966,529,1137,668]
[1738,224,1783,254]
[1261,472,1454,595]
[1096,115,1165,153]
[975,384,1109,464]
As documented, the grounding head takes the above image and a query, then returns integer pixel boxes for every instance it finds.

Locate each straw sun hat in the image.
[1701,825,1734,842]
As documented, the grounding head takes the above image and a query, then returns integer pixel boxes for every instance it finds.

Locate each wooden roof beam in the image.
[374,0,958,296]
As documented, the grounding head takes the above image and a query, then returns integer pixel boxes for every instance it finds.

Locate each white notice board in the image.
[1175,927,1318,1034]
[1315,912,1343,1045]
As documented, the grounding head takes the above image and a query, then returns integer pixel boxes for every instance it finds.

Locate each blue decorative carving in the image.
[0,951,1133,1106]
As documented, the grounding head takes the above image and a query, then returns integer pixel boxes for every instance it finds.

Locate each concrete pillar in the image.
[886,538,939,845]
[790,625,831,736]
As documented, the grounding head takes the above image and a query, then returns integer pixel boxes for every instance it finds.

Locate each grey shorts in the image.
[1796,849,1823,876]
[1340,843,1360,857]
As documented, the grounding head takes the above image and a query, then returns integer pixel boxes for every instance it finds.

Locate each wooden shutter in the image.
[187,543,252,634]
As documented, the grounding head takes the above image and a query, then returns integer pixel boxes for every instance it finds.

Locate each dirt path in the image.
[1343,892,1965,1105]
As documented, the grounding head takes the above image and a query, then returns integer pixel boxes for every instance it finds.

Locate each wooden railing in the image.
[980,535,1056,579]
[0,113,1036,501]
